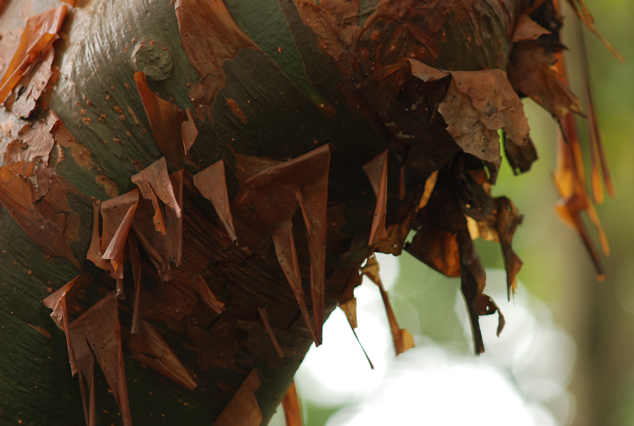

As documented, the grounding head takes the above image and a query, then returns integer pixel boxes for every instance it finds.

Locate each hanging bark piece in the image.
[503,131,538,175]
[42,275,81,376]
[131,157,181,235]
[69,292,132,426]
[512,13,551,42]
[281,381,302,426]
[507,42,583,120]
[127,320,197,391]
[0,5,67,104]
[99,189,139,277]
[362,256,414,356]
[495,197,524,299]
[409,59,530,166]
[194,274,226,315]
[246,145,331,346]
[362,149,389,247]
[128,233,142,335]
[181,107,198,155]
[374,171,439,256]
[133,72,191,165]
[174,0,255,118]
[456,229,503,355]
[551,48,608,279]
[193,160,237,242]
[407,167,504,354]
[258,307,283,358]
[0,161,81,266]
[214,370,262,426]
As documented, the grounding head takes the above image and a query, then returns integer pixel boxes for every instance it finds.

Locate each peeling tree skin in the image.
[0,0,607,425]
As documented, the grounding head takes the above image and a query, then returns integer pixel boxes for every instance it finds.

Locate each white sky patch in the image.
[272,265,574,426]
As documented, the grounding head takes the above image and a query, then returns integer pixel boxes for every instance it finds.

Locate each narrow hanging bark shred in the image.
[551,38,609,279]
[362,256,414,356]
[258,307,284,358]
[575,20,615,203]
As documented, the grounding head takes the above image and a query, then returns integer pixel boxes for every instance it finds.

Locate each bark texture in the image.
[0,0,557,425]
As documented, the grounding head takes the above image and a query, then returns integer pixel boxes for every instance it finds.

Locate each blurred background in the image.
[270,1,634,425]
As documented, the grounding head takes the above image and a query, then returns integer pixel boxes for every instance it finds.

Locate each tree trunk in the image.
[0,0,563,425]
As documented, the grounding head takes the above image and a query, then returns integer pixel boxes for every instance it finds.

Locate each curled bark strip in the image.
[195,274,226,315]
[193,160,237,243]
[362,256,414,356]
[133,72,191,165]
[282,381,302,426]
[131,157,181,235]
[42,275,81,376]
[69,292,132,426]
[362,150,389,247]
[246,145,331,345]
[214,370,262,426]
[127,320,197,391]
[258,307,283,358]
[100,189,139,277]
[0,5,67,104]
